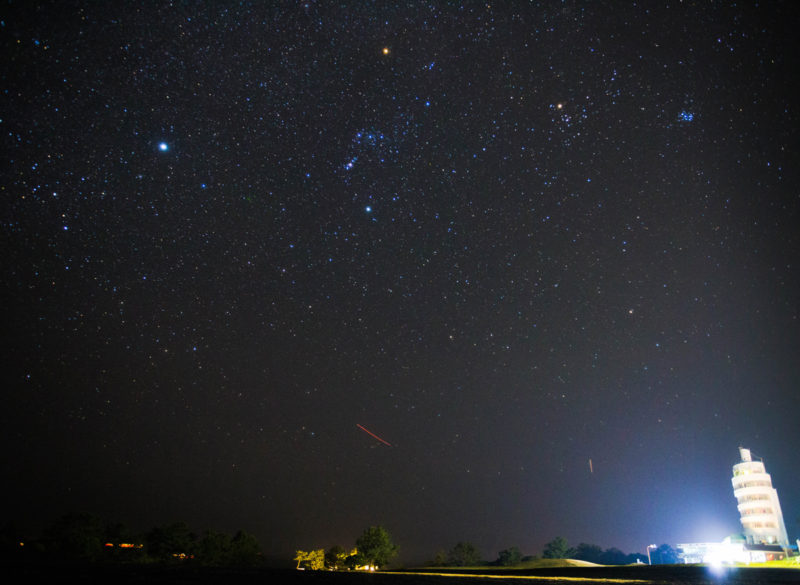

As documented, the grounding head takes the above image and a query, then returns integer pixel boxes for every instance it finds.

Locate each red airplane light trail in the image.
[357,424,392,446]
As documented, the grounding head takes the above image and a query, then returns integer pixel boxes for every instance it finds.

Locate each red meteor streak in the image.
[357,424,392,446]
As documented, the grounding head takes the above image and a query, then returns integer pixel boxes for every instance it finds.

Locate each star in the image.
[3,1,795,568]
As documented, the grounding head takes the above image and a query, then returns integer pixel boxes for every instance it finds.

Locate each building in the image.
[677,536,787,564]
[676,446,793,564]
[731,447,789,548]
[677,537,749,564]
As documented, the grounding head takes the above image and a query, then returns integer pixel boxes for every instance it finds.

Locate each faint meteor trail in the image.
[357,424,392,446]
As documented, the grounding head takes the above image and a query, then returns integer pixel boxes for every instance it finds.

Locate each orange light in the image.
[382,47,390,55]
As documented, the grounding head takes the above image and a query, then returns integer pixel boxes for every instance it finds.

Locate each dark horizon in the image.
[3,1,799,567]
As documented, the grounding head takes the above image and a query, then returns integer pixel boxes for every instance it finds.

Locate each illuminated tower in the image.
[731,447,789,547]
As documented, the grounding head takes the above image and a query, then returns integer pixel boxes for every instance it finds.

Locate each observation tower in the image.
[731,447,789,547]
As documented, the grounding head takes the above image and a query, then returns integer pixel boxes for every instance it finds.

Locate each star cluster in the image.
[2,1,798,562]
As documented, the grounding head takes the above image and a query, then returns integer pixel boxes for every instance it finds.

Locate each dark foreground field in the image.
[7,563,800,584]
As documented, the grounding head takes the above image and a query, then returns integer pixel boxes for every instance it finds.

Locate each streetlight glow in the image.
[646,544,657,565]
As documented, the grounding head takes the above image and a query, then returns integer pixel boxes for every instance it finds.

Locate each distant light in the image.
[382,47,390,55]
[158,142,169,151]
[365,206,372,213]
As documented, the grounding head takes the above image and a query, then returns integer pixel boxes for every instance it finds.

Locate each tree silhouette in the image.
[448,541,482,566]
[542,536,574,559]
[431,549,448,566]
[145,522,195,562]
[325,545,349,569]
[229,530,261,566]
[599,547,627,565]
[653,543,678,564]
[42,513,105,561]
[355,526,398,568]
[196,530,230,565]
[573,542,603,564]
[295,549,325,570]
[497,546,522,566]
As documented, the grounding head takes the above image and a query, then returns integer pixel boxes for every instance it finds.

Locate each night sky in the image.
[3,1,799,564]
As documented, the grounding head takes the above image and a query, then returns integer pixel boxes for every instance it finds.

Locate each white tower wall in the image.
[731,447,789,548]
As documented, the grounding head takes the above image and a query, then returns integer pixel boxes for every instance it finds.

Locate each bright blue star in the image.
[365,206,372,213]
[158,142,169,151]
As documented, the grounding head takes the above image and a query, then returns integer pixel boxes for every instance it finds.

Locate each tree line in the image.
[7,514,681,569]
[428,537,679,566]
[2,512,262,567]
[294,525,398,570]
[543,537,679,565]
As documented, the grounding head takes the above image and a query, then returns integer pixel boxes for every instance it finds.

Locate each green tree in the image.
[228,530,260,566]
[294,548,324,570]
[448,541,482,566]
[196,530,231,566]
[542,536,574,559]
[343,548,360,569]
[497,546,522,566]
[307,548,325,570]
[653,544,678,564]
[294,550,308,569]
[573,543,603,564]
[325,545,348,569]
[599,547,627,565]
[355,526,398,568]
[431,549,448,566]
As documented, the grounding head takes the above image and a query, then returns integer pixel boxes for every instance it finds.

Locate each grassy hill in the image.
[413,558,603,571]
